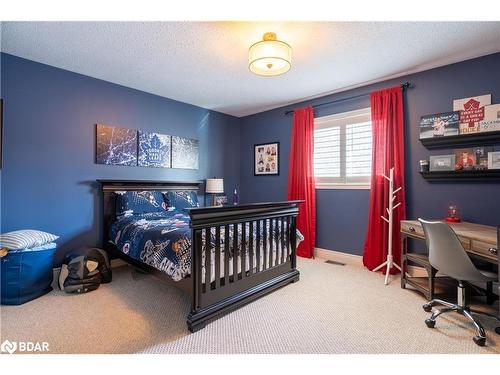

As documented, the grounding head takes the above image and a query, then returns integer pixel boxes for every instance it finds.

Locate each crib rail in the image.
[186,201,302,331]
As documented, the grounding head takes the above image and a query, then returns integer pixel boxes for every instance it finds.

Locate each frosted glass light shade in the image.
[206,178,224,193]
[248,32,291,77]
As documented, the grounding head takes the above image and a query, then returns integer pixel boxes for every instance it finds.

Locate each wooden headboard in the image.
[97,179,203,251]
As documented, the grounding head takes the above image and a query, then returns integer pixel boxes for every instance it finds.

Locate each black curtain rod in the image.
[284,81,411,116]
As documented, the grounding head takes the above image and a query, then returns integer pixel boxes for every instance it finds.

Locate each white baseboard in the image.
[314,247,427,277]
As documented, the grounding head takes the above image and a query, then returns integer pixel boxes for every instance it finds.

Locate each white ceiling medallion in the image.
[248,32,292,77]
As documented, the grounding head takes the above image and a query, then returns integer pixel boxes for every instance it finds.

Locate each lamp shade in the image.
[248,32,291,77]
[206,178,224,193]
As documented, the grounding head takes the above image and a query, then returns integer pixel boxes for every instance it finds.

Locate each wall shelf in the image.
[420,170,500,181]
[420,130,500,149]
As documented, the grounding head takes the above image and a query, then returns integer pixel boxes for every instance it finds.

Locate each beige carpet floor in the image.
[1,257,499,354]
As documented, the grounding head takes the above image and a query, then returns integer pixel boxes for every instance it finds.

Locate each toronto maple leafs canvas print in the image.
[172,136,199,169]
[138,131,171,168]
[96,124,138,166]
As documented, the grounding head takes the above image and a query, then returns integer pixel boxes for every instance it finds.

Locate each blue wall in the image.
[2,52,500,261]
[1,53,241,263]
[240,52,500,255]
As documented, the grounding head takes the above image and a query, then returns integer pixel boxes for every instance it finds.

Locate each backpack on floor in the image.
[59,248,112,293]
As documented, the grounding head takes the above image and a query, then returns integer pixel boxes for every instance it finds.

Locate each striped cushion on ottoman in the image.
[0,230,59,250]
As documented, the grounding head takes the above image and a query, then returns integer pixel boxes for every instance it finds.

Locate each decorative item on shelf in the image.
[454,147,492,171]
[248,32,291,77]
[429,154,455,171]
[214,194,227,207]
[419,112,459,139]
[419,159,429,173]
[454,148,475,170]
[445,203,461,223]
[254,142,279,175]
[205,178,224,206]
[488,151,500,169]
[453,94,491,135]
[478,104,500,132]
[232,188,239,206]
[373,167,402,285]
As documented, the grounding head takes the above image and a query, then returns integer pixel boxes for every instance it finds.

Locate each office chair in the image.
[419,219,500,346]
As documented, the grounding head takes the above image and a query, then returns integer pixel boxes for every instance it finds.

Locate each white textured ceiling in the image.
[2,22,500,117]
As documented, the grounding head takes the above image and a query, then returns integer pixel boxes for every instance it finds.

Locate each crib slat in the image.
[263,219,268,270]
[256,220,261,272]
[233,223,239,281]
[249,221,254,276]
[281,217,285,264]
[204,227,211,292]
[194,229,203,309]
[215,226,221,289]
[270,219,274,267]
[224,224,230,286]
[241,222,246,279]
[285,216,290,262]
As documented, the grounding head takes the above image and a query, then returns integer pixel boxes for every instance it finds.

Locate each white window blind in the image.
[314,108,372,189]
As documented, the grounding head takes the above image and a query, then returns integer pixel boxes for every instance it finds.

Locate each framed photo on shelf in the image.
[214,194,227,206]
[488,151,500,170]
[429,154,455,172]
[254,142,279,175]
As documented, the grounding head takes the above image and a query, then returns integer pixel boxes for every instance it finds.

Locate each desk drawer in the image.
[470,239,498,260]
[401,222,424,237]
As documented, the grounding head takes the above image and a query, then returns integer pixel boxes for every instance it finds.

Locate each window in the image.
[314,108,372,189]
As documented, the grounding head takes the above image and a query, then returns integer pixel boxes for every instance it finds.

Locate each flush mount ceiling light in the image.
[248,32,292,77]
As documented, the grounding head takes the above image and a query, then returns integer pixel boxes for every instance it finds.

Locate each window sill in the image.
[315,183,371,190]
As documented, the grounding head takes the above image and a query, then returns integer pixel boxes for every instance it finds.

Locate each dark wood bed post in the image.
[97,179,302,332]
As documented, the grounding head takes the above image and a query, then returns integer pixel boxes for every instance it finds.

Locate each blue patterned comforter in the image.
[110,211,303,282]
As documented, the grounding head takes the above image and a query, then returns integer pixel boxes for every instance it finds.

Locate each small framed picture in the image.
[214,194,227,206]
[254,142,279,175]
[429,154,455,171]
[419,111,459,139]
[488,151,500,170]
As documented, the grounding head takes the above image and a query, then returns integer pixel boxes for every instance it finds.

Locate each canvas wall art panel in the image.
[96,124,138,166]
[138,131,171,168]
[171,136,199,169]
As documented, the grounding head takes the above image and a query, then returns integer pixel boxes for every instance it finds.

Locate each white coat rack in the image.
[373,167,402,285]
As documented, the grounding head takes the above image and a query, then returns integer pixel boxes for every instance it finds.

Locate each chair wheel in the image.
[495,327,500,335]
[425,319,435,328]
[473,336,486,347]
[423,303,432,312]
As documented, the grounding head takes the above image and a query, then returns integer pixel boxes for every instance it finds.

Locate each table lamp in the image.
[206,178,224,206]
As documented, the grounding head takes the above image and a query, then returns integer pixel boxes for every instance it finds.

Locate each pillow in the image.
[164,190,199,212]
[0,230,59,250]
[115,191,167,217]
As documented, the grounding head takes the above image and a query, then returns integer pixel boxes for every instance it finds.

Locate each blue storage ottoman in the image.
[1,243,57,305]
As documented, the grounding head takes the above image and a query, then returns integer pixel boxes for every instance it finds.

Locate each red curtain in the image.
[363,87,406,273]
[287,107,316,258]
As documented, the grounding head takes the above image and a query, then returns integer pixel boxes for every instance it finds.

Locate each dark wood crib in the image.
[98,179,301,332]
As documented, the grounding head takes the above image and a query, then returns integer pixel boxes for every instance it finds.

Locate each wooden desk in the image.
[400,220,499,308]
